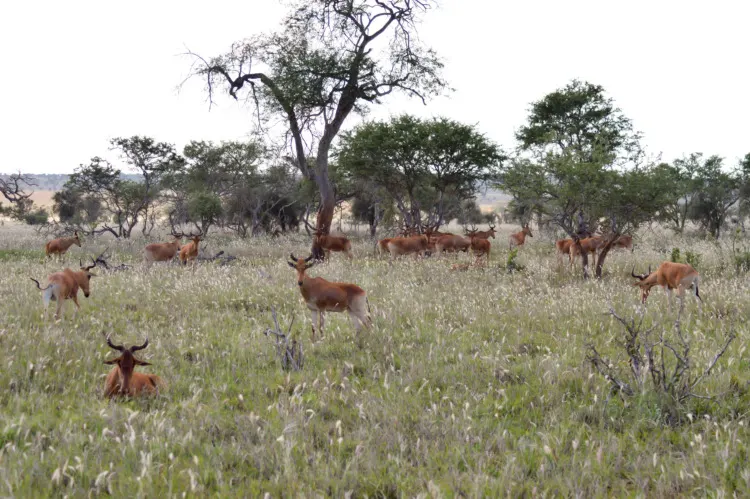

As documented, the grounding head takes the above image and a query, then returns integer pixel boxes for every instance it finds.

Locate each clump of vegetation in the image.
[588,307,735,425]
[505,248,524,273]
[671,247,702,268]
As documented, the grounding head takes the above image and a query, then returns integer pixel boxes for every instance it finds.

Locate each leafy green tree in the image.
[338,115,504,231]
[685,153,741,238]
[56,157,147,238]
[110,136,184,235]
[184,0,447,254]
[500,80,669,278]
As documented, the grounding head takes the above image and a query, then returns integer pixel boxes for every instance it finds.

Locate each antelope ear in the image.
[103,358,119,365]
[135,359,151,366]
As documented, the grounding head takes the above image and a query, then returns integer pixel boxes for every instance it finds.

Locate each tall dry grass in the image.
[0,224,749,496]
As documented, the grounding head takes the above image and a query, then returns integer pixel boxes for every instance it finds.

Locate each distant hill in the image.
[0,173,141,191]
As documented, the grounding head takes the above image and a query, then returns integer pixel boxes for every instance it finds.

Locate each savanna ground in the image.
[1,222,749,497]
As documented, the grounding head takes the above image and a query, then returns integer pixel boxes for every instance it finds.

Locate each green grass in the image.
[1,224,749,496]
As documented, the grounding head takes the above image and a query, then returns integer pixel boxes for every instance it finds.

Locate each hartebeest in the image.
[569,236,605,267]
[464,223,496,240]
[631,262,701,309]
[509,224,533,250]
[469,235,491,265]
[613,234,634,252]
[30,258,97,319]
[434,234,471,255]
[45,231,81,260]
[103,335,165,398]
[179,233,202,266]
[288,254,371,341]
[313,232,353,260]
[144,234,182,266]
[555,238,574,265]
[386,235,430,258]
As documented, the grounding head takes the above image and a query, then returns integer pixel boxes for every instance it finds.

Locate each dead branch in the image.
[263,307,303,371]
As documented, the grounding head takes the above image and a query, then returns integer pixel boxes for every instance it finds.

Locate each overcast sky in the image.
[1,0,748,175]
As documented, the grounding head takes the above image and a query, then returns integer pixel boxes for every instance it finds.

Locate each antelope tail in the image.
[366,296,371,314]
[30,278,51,291]
[695,282,702,301]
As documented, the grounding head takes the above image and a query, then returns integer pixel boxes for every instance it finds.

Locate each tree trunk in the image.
[312,155,335,260]
[573,239,589,279]
[595,239,616,279]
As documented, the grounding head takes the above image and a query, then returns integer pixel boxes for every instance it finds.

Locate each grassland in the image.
[0,223,749,497]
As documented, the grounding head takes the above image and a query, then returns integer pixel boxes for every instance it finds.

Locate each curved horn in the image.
[104,333,124,352]
[131,338,149,352]
[84,257,97,271]
[304,254,314,262]
[290,253,299,262]
[631,265,639,279]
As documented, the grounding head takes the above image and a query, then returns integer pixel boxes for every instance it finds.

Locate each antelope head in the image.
[288,253,315,286]
[78,258,98,297]
[103,335,151,382]
[631,264,654,303]
[73,231,82,247]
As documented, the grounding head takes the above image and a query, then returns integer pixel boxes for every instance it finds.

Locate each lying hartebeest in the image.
[103,335,165,398]
[313,232,353,260]
[30,258,97,319]
[631,262,701,309]
[45,231,81,260]
[144,234,182,266]
[509,224,533,250]
[288,254,371,341]
[179,233,202,266]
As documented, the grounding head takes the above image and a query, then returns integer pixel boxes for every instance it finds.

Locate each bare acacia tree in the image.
[0,171,35,205]
[183,0,447,257]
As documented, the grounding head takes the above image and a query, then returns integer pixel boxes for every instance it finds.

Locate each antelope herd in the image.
[15,220,703,398]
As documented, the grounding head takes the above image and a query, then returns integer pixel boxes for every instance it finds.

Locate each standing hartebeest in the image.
[386,235,430,258]
[631,262,701,310]
[509,224,533,250]
[464,223,496,240]
[434,234,471,255]
[179,232,202,266]
[103,335,165,398]
[30,258,97,319]
[569,236,605,268]
[45,231,81,260]
[288,253,371,341]
[313,232,353,261]
[144,234,182,266]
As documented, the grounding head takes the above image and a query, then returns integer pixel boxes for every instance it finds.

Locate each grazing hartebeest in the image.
[144,234,182,266]
[288,254,371,341]
[179,233,202,266]
[509,224,533,250]
[45,232,81,260]
[387,235,430,258]
[469,236,491,265]
[631,262,701,309]
[434,234,471,255]
[103,335,165,398]
[30,258,97,319]
[313,232,353,260]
